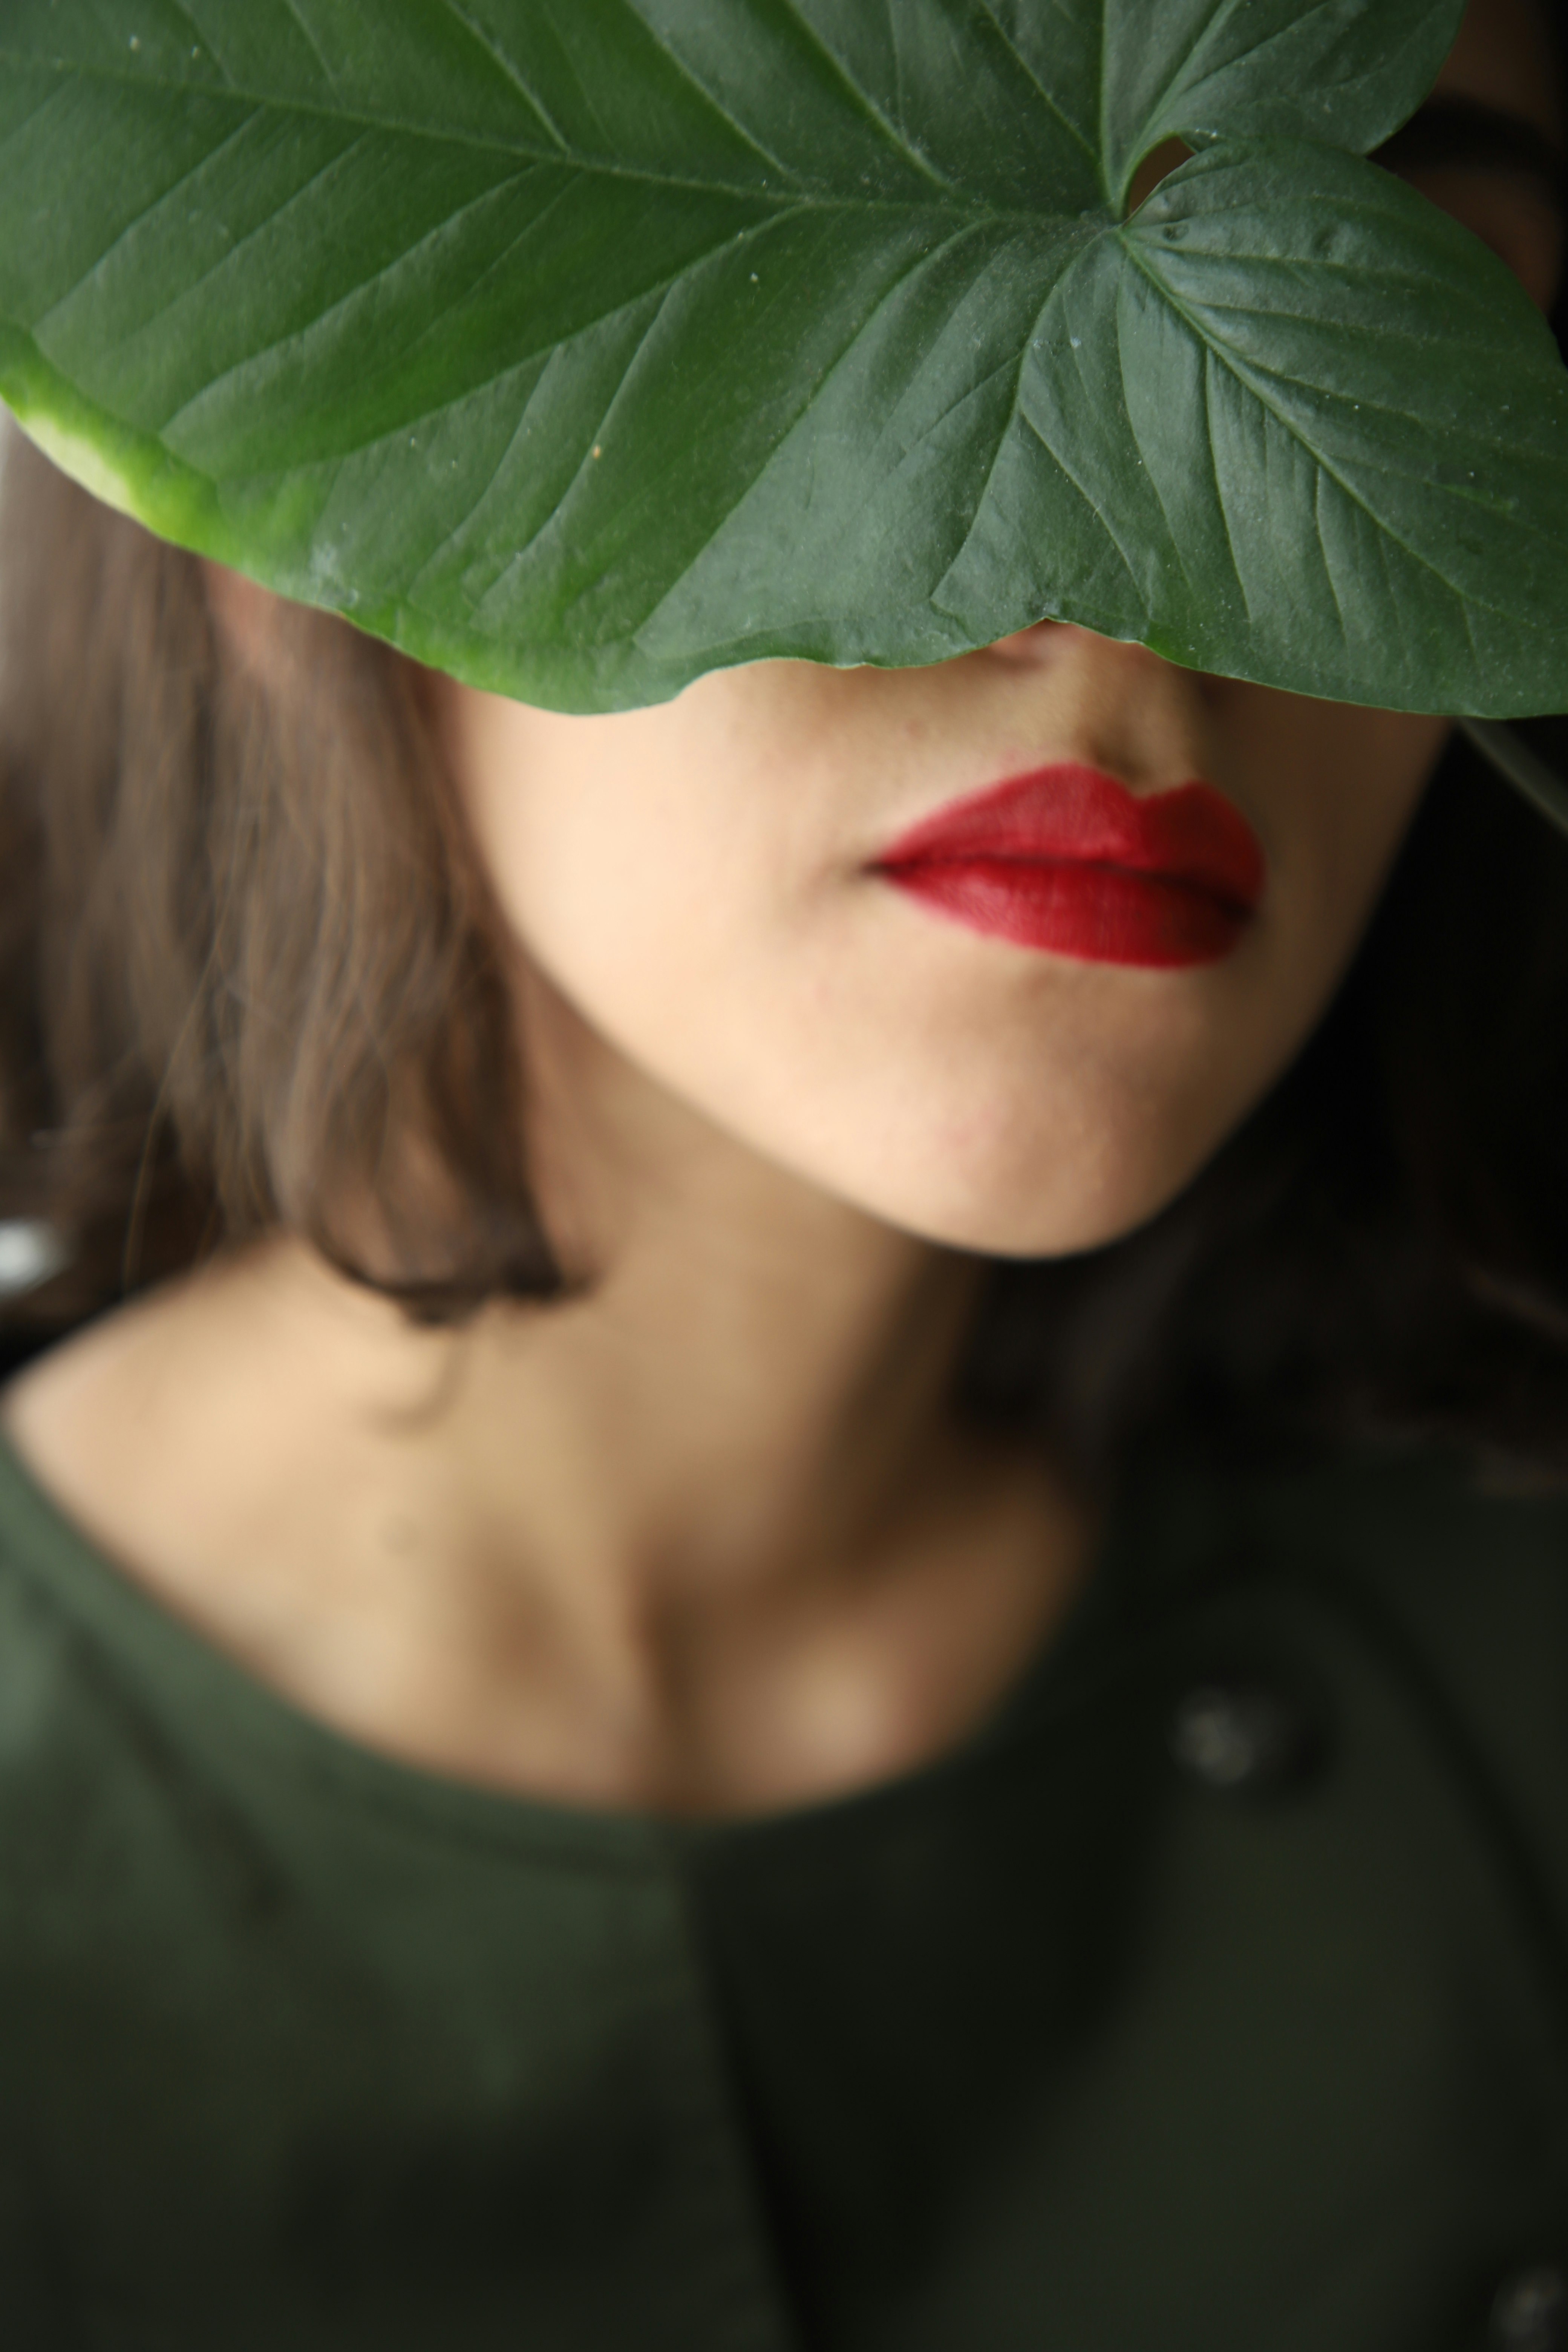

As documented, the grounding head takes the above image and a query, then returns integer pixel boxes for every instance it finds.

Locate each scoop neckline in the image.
[0,1414,1146,1866]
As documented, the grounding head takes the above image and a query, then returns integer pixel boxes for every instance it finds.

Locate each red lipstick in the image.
[873,763,1265,968]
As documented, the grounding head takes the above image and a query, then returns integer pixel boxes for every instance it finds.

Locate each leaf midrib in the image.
[0,42,1104,226]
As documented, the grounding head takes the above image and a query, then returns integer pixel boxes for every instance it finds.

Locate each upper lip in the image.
[873,761,1267,912]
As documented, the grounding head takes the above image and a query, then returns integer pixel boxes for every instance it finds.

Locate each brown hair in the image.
[0,432,558,1329]
[7,430,1568,1484]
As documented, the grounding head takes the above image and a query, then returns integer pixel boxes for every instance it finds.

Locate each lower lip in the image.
[879,859,1252,967]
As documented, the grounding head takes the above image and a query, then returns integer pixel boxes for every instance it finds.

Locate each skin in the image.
[2,0,1562,1818]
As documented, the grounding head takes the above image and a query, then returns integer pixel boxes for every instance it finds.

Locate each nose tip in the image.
[985,619,1167,671]
[979,619,1215,786]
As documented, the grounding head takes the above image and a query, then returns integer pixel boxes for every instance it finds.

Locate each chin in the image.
[840,1133,1214,1263]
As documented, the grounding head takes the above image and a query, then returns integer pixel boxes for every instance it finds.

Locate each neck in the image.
[298,978,997,1623]
[2,989,1094,1812]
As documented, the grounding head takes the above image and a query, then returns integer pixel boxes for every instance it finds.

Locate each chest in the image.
[4,1542,1568,2349]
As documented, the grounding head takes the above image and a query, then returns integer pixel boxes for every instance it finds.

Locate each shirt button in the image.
[1491,2266,1568,2352]
[1168,1681,1314,1793]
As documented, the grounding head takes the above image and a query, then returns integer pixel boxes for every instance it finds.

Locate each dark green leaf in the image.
[4,0,1565,717]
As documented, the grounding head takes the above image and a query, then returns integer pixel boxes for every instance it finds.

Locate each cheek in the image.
[453,695,851,1198]
[455,689,760,981]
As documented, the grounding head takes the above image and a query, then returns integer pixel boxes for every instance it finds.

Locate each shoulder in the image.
[0,1238,400,1631]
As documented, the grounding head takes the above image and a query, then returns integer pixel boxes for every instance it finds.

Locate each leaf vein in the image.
[1122,236,1538,637]
[31,104,275,342]
[157,165,654,446]
[279,0,339,92]
[612,18,798,184]
[1198,345,1254,622]
[430,1,571,150]
[639,223,985,628]
[766,3,963,196]
[154,161,557,429]
[969,2,1098,179]
[1012,406,1150,608]
[0,47,1010,217]
[1311,467,1352,641]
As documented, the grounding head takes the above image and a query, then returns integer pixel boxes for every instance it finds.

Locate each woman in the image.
[2,0,1568,2343]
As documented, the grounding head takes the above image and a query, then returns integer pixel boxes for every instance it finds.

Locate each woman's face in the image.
[445,0,1563,1261]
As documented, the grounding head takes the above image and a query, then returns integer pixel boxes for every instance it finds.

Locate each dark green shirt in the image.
[2,1426,1567,2349]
